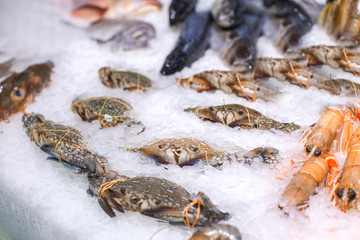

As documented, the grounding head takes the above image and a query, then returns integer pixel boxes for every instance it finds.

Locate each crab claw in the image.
[178,77,216,92]
[85,154,106,174]
[197,192,230,222]
[98,197,116,217]
[242,147,279,164]
[337,48,360,76]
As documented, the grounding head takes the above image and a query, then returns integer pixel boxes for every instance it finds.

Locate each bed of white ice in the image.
[1,0,360,239]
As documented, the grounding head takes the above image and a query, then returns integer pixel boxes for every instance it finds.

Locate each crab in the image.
[71,97,133,128]
[133,138,225,167]
[88,174,230,227]
[22,112,107,174]
[132,137,281,166]
[185,104,300,133]
[99,67,152,92]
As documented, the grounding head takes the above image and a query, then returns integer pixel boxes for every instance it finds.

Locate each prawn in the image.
[279,153,338,210]
[301,106,345,158]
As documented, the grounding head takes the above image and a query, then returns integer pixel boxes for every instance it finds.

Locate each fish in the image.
[169,0,198,25]
[160,11,211,75]
[0,62,53,122]
[263,0,313,52]
[211,0,246,29]
[212,7,265,72]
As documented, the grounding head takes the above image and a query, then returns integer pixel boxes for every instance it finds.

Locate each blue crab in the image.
[71,97,133,128]
[178,71,275,102]
[133,138,280,166]
[99,67,152,92]
[185,104,300,133]
[88,173,230,227]
[135,138,225,167]
[22,113,106,174]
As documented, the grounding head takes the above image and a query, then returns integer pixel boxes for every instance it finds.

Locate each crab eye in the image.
[209,106,215,111]
[237,110,244,115]
[130,196,140,204]
[158,144,165,149]
[189,146,199,152]
[154,199,161,205]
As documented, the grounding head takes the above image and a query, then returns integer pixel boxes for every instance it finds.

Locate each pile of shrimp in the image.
[279,103,360,212]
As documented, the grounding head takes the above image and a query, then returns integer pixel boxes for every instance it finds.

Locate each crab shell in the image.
[98,176,230,226]
[99,67,152,92]
[139,138,224,167]
[71,97,132,128]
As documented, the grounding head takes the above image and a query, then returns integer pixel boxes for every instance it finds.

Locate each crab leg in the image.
[341,48,360,76]
[288,61,311,89]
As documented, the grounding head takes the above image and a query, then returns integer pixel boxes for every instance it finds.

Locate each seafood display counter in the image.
[1,0,360,239]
